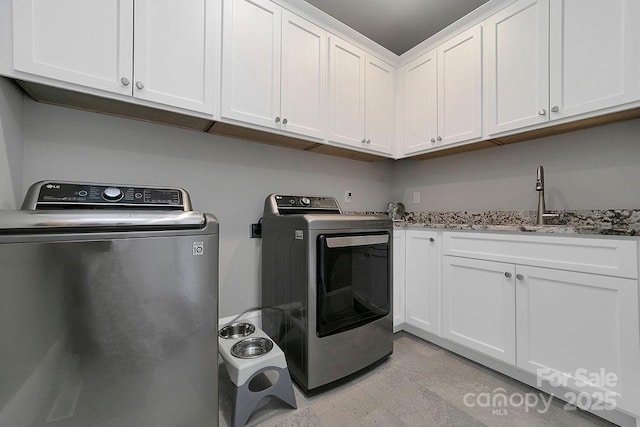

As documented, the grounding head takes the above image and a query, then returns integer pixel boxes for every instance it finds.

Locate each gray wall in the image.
[19,96,640,317]
[0,78,23,209]
[391,119,640,211]
[21,100,394,317]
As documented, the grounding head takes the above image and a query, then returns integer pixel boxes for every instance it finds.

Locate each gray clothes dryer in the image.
[261,194,393,394]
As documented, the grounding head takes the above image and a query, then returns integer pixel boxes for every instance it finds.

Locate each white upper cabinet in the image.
[549,0,640,119]
[485,0,549,135]
[486,0,640,136]
[221,1,326,139]
[134,0,216,113]
[12,0,134,95]
[329,35,395,155]
[221,0,281,128]
[12,0,217,114]
[400,24,482,155]
[401,51,438,155]
[364,55,395,154]
[280,11,327,139]
[328,36,366,147]
[437,25,483,146]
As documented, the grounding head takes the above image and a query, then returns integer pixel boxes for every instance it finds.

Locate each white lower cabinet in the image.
[405,230,440,335]
[392,230,405,331]
[516,265,640,415]
[396,230,640,418]
[442,256,516,364]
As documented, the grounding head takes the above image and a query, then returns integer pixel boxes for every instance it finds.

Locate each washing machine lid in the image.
[0,210,213,234]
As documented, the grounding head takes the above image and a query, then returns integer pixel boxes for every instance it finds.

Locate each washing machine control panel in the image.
[27,181,189,210]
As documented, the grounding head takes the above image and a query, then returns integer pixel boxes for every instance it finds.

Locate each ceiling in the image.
[303,0,490,55]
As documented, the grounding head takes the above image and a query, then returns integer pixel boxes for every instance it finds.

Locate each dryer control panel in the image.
[271,195,341,215]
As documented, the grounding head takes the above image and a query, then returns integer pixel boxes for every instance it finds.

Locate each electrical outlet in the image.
[250,223,262,238]
[344,191,352,203]
[412,191,420,204]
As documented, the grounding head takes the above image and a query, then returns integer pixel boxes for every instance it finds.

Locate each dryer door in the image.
[316,232,390,337]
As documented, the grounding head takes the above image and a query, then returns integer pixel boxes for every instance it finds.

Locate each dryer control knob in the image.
[300,197,311,206]
[103,187,123,201]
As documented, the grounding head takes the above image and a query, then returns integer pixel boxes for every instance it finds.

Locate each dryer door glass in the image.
[316,232,390,337]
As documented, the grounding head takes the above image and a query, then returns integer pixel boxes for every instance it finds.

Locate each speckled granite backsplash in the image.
[348,210,640,236]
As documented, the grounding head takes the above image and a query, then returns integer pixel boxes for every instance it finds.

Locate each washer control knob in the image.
[102,187,123,201]
[300,197,311,206]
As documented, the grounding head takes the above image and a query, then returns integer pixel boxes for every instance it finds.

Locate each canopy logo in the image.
[463,388,554,416]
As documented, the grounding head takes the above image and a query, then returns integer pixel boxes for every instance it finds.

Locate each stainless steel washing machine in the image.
[0,181,219,426]
[261,194,392,394]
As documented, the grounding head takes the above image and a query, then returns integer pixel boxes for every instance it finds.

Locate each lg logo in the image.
[46,184,61,189]
[193,242,204,256]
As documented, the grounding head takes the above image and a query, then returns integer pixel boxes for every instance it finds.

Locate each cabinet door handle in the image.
[504,272,512,278]
[430,138,435,143]
[275,117,281,123]
[516,274,525,280]
[429,237,435,243]
[361,139,366,144]
[282,118,288,124]
[538,109,546,116]
[135,81,144,90]
[366,139,371,144]
[551,106,559,113]
[437,136,442,141]
[120,77,130,86]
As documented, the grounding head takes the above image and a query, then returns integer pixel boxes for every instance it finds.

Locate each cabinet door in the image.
[364,55,394,155]
[12,0,133,95]
[221,0,281,128]
[437,25,483,146]
[405,231,440,335]
[549,0,640,119]
[485,0,549,135]
[401,52,438,155]
[392,231,406,331]
[442,256,515,364]
[134,0,217,114]
[516,266,640,415]
[328,36,366,147]
[280,11,327,139]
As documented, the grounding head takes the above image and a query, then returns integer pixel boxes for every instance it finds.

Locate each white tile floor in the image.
[218,332,616,426]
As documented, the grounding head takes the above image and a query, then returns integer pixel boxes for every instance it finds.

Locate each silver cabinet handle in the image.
[120,77,130,86]
[135,81,144,90]
[551,106,559,112]
[504,272,512,278]
[437,136,442,141]
[275,117,281,123]
[361,139,366,144]
[282,118,288,124]
[429,237,435,243]
[366,139,371,144]
[516,274,524,280]
[430,138,435,143]
[538,109,546,115]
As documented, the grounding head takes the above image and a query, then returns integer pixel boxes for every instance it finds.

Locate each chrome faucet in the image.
[536,165,559,225]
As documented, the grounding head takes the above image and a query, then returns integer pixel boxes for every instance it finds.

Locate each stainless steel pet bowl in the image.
[219,322,256,339]
[231,337,274,359]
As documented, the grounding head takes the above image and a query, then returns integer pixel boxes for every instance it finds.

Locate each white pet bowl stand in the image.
[218,324,297,427]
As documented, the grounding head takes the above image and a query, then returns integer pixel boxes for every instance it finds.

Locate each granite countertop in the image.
[353,210,640,236]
